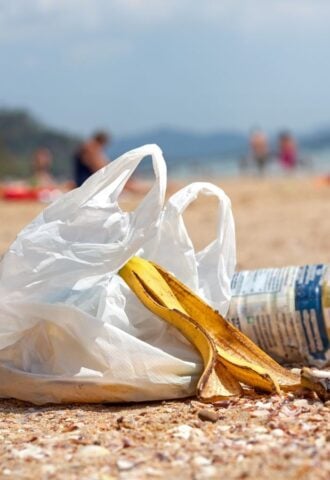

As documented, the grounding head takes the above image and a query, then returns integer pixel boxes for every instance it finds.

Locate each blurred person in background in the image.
[31,148,55,187]
[241,129,270,175]
[73,131,110,187]
[278,131,298,170]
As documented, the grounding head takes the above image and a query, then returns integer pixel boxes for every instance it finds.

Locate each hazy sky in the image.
[0,0,330,136]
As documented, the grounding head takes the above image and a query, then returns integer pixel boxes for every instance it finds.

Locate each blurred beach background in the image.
[1,3,330,480]
[1,0,330,263]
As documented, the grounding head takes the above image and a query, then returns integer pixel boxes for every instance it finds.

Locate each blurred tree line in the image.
[0,108,81,179]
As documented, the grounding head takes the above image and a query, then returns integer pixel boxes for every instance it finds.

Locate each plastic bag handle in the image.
[38,145,167,274]
[44,144,167,224]
[166,182,236,281]
[167,182,232,250]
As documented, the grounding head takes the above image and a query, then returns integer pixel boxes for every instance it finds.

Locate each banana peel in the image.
[154,263,301,393]
[119,257,242,401]
[119,257,328,402]
[300,367,330,401]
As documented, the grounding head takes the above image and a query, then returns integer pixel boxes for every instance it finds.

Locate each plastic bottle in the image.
[227,264,330,366]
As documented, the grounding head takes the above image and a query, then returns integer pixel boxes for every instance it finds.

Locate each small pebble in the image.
[117,459,135,471]
[192,455,212,467]
[156,451,170,462]
[254,426,268,434]
[255,401,273,409]
[251,409,270,418]
[77,445,109,458]
[293,399,309,408]
[217,425,231,432]
[122,437,133,448]
[214,400,231,408]
[315,437,326,448]
[291,368,301,375]
[280,406,296,417]
[197,409,219,423]
[145,467,163,477]
[309,414,323,421]
[41,465,56,475]
[14,445,45,460]
[171,424,193,440]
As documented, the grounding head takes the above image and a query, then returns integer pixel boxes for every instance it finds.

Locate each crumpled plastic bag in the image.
[0,145,236,404]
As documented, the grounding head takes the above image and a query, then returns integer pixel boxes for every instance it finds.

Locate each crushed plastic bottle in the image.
[228,264,330,367]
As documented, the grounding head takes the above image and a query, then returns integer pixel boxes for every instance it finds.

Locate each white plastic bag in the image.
[144,182,236,315]
[0,146,236,404]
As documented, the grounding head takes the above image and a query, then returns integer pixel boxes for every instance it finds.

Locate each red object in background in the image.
[1,185,62,202]
[280,148,297,169]
[278,133,298,169]
[2,185,39,200]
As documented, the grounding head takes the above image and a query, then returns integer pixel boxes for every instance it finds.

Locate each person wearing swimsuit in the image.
[278,131,298,170]
[74,131,110,187]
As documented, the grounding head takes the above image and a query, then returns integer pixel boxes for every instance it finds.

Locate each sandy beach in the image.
[2,176,330,267]
[0,176,329,479]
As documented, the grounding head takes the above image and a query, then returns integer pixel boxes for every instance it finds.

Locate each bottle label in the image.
[322,267,330,333]
[228,264,330,366]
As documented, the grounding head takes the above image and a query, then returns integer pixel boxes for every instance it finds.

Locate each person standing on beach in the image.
[278,131,298,170]
[31,148,55,187]
[73,131,110,187]
[241,130,270,174]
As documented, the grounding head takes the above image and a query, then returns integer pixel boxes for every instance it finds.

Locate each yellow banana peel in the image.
[119,257,242,401]
[154,263,300,393]
[119,257,328,402]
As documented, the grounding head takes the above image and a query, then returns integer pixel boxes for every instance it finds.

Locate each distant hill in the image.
[300,129,330,151]
[0,107,329,179]
[114,127,330,159]
[0,109,248,179]
[109,128,247,174]
[0,109,81,178]
[110,127,247,158]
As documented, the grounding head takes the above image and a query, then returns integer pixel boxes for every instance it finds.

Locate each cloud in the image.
[0,0,103,41]
[0,0,179,42]
[0,0,329,47]
[201,0,330,32]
